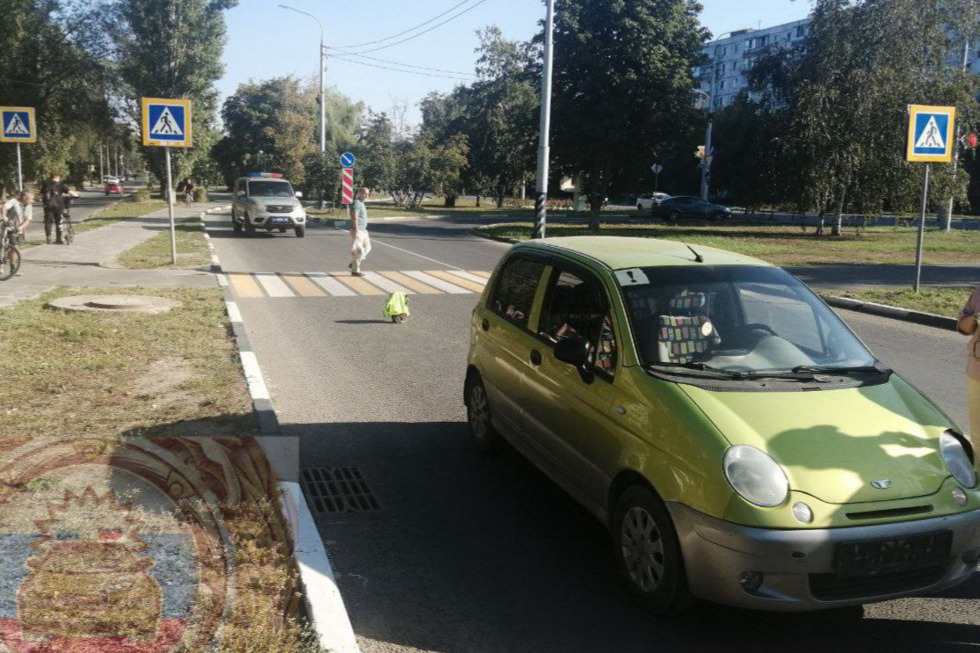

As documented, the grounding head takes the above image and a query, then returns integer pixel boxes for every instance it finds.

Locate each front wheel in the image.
[0,243,21,281]
[668,211,682,223]
[466,374,498,452]
[63,223,74,246]
[713,211,727,222]
[612,486,691,615]
[244,216,256,236]
[295,226,306,238]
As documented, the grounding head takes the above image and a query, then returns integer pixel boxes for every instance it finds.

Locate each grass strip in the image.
[73,199,168,234]
[477,222,980,266]
[832,287,973,318]
[116,218,211,269]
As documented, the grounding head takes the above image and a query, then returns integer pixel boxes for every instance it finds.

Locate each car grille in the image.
[265,205,293,214]
[808,565,946,601]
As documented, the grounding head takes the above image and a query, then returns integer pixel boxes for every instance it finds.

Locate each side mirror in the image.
[295,191,303,198]
[236,190,245,197]
[554,338,594,384]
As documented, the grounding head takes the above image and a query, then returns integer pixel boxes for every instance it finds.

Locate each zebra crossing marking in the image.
[427,270,486,293]
[402,271,472,295]
[361,271,411,294]
[306,272,357,296]
[255,273,294,298]
[331,272,386,296]
[227,270,489,298]
[282,273,327,297]
[377,271,443,294]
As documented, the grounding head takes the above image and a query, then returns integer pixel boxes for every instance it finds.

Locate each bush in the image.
[131,188,151,202]
[193,187,208,203]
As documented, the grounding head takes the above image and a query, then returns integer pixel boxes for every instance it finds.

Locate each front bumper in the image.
[668,502,980,611]
[248,212,306,228]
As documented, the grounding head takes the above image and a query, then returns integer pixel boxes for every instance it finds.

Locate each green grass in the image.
[832,287,973,318]
[74,199,168,234]
[477,222,980,266]
[0,286,256,442]
[116,218,210,269]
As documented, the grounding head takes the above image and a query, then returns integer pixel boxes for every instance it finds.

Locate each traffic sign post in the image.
[341,168,354,205]
[651,163,663,193]
[907,105,956,293]
[1,107,37,192]
[141,98,193,265]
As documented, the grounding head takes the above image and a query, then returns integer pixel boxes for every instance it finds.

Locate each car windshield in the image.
[620,265,875,374]
[248,181,295,198]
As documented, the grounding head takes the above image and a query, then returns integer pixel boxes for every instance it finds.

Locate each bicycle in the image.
[62,208,75,246]
[0,220,22,281]
[184,191,194,207]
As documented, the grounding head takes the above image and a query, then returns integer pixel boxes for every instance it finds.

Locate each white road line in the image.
[239,351,271,400]
[371,239,464,271]
[255,273,295,298]
[403,271,471,294]
[446,270,488,285]
[361,271,412,294]
[306,272,356,297]
[217,273,229,287]
[225,300,243,324]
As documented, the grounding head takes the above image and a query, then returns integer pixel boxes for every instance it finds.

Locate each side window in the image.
[540,268,618,376]
[489,256,545,328]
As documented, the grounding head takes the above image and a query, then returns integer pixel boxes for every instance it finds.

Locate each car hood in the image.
[254,197,300,207]
[681,376,954,504]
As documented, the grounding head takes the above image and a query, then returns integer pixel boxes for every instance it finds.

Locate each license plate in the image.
[835,530,952,576]
[270,217,289,224]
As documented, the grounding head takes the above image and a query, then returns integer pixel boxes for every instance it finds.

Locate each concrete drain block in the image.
[301,467,380,513]
[48,294,180,314]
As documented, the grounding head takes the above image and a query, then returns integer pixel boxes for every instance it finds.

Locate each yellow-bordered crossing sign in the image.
[141,98,193,148]
[907,104,956,163]
[0,107,36,143]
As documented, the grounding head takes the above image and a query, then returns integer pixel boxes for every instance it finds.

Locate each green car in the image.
[465,236,980,613]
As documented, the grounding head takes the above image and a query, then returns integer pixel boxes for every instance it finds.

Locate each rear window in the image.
[489,256,545,328]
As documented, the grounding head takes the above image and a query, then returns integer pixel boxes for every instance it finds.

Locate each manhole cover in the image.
[301,467,380,513]
[48,294,180,314]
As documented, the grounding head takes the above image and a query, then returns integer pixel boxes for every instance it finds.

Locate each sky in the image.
[218,0,812,125]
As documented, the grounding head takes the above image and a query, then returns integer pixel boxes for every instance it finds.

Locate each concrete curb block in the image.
[471,228,518,245]
[823,295,958,330]
[199,209,362,653]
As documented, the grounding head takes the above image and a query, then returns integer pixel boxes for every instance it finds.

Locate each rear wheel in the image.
[668,210,682,223]
[63,221,74,246]
[0,243,21,281]
[612,486,691,615]
[466,374,498,452]
[295,225,306,238]
[713,211,727,221]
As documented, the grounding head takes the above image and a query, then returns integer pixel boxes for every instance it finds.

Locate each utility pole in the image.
[700,116,713,201]
[533,0,556,240]
[944,38,970,231]
[281,4,327,207]
[99,141,104,182]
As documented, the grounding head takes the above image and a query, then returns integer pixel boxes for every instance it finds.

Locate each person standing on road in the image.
[41,173,78,245]
[958,286,980,440]
[2,190,34,243]
[349,187,371,277]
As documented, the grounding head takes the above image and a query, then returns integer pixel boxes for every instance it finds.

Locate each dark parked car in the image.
[653,195,731,222]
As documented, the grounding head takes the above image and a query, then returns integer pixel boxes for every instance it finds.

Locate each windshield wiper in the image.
[790,364,890,375]
[646,362,748,380]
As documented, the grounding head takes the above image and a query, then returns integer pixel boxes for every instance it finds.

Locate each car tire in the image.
[612,485,692,615]
[244,216,256,236]
[466,373,498,453]
[295,226,306,238]
[668,211,682,224]
[637,204,643,212]
[231,210,243,233]
[713,211,727,222]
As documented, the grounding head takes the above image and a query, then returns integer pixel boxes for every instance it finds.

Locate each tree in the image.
[357,111,398,192]
[112,0,237,186]
[546,0,708,226]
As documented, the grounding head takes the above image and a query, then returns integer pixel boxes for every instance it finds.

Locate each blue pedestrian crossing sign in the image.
[0,107,36,143]
[340,151,356,168]
[907,105,956,163]
[141,97,193,148]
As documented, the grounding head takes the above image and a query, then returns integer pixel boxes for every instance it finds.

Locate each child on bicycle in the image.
[3,191,34,242]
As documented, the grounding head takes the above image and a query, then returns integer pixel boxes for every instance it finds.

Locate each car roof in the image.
[513,236,773,270]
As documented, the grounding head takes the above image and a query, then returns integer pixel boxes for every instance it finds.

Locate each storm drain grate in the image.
[301,467,380,513]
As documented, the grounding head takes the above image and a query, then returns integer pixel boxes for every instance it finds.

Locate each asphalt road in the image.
[203,207,980,653]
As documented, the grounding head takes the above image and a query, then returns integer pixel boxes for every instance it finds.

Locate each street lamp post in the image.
[280,4,327,156]
[532,0,556,240]
[697,32,736,201]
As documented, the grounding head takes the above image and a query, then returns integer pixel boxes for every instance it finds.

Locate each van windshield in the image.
[619,265,875,374]
[247,181,295,198]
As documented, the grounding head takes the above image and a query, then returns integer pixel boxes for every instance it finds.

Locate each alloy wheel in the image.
[468,385,490,442]
[620,506,666,593]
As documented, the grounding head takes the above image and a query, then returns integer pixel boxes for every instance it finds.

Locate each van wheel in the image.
[232,210,243,233]
[612,486,692,615]
[466,374,498,452]
[295,226,306,238]
[244,216,255,236]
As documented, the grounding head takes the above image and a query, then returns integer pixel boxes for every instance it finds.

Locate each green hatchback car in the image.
[464,236,980,613]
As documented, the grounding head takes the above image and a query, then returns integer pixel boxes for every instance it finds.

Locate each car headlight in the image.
[723,445,789,507]
[940,430,977,489]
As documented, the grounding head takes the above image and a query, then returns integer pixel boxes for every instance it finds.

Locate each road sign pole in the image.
[700,115,713,201]
[165,146,177,265]
[533,0,556,240]
[16,144,22,192]
[913,163,930,294]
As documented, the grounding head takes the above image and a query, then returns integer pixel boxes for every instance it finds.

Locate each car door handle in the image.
[529,349,543,366]
[481,319,490,332]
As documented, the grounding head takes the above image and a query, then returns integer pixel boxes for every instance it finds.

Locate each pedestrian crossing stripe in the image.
[228,271,490,298]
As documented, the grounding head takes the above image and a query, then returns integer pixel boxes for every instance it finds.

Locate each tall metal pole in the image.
[319,33,326,154]
[700,116,713,201]
[533,0,556,240]
[944,38,970,231]
[16,144,23,192]
[914,164,931,293]
[165,146,177,265]
[99,142,104,182]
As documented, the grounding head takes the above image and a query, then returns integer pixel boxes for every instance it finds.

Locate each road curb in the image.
[199,206,362,653]
[471,228,518,244]
[822,295,958,330]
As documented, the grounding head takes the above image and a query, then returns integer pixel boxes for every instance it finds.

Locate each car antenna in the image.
[685,243,704,263]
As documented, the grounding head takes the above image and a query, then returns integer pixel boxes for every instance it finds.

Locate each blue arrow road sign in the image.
[340,151,356,168]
